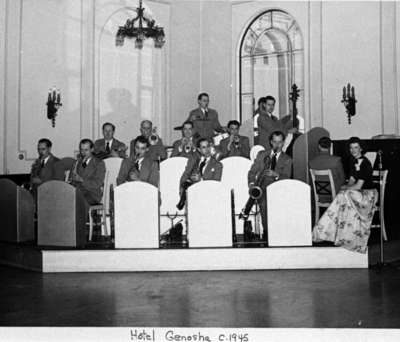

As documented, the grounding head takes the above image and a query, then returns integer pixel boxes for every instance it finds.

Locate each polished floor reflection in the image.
[1,265,400,327]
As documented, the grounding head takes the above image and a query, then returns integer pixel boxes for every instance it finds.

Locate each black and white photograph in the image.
[0,0,400,340]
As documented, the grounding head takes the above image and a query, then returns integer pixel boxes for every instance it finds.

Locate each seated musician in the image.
[130,120,167,162]
[70,139,106,206]
[247,131,292,241]
[117,136,159,187]
[313,137,377,253]
[171,121,197,158]
[30,138,59,193]
[94,122,127,159]
[176,138,223,210]
[185,93,224,141]
[218,120,250,160]
[309,136,345,195]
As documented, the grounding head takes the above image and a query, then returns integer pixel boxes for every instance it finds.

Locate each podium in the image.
[0,179,34,242]
[37,181,87,247]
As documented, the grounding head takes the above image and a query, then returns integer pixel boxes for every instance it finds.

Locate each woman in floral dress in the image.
[313,137,378,253]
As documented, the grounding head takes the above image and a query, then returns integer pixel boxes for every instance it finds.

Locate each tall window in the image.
[239,10,304,134]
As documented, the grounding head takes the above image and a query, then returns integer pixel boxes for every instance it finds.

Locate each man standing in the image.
[130,120,167,162]
[171,121,197,158]
[257,96,283,150]
[309,136,345,195]
[70,139,106,206]
[218,120,250,159]
[94,122,126,159]
[247,131,292,241]
[186,93,224,141]
[176,138,223,210]
[30,138,59,193]
[117,136,159,187]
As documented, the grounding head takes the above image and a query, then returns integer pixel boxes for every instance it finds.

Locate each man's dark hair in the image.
[102,122,115,131]
[258,97,266,107]
[227,120,240,128]
[80,139,94,149]
[348,136,364,153]
[196,138,209,148]
[38,138,52,148]
[135,135,150,147]
[269,130,285,142]
[265,95,276,104]
[198,92,209,101]
[182,121,194,128]
[318,136,332,149]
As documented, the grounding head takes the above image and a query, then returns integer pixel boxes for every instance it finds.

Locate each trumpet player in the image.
[94,122,127,159]
[171,121,196,158]
[218,120,250,160]
[117,136,159,187]
[176,138,223,210]
[247,131,292,241]
[30,138,59,194]
[129,120,167,162]
[70,139,106,207]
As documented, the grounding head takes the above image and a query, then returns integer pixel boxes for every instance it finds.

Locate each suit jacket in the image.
[129,136,167,162]
[170,138,197,158]
[248,150,292,188]
[72,157,106,204]
[94,138,126,158]
[117,155,159,187]
[179,153,223,189]
[218,135,250,159]
[309,151,345,195]
[186,107,223,140]
[257,113,284,150]
[30,154,59,189]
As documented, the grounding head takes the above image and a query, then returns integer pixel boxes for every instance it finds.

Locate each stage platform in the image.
[0,242,368,273]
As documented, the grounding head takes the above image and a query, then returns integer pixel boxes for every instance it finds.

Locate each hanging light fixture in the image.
[115,0,165,49]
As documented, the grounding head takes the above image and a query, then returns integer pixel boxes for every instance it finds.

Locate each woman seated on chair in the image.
[312,137,378,253]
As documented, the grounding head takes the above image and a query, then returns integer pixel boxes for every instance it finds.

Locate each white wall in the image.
[1,0,400,173]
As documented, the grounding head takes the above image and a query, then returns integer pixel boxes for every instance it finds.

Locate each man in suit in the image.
[30,138,59,194]
[309,136,345,195]
[129,120,167,162]
[117,136,159,187]
[186,93,224,141]
[176,138,223,210]
[218,120,250,159]
[171,121,197,158]
[70,139,106,206]
[248,131,292,241]
[94,122,126,159]
[257,95,284,151]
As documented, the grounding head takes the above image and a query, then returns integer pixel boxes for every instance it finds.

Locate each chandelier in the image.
[115,0,165,49]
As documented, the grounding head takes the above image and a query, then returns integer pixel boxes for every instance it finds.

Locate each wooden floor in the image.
[1,264,400,327]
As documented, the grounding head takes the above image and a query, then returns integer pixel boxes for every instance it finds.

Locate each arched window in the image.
[239,9,304,136]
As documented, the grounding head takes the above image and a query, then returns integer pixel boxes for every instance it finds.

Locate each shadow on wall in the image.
[100,88,143,147]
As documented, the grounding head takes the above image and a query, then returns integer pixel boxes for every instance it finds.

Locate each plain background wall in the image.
[1,0,400,173]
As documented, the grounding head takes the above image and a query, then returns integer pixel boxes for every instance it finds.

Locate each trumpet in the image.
[181,137,194,154]
[233,135,240,148]
[149,127,159,146]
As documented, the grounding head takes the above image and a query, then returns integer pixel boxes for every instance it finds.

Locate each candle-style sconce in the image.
[341,83,357,124]
[47,87,62,127]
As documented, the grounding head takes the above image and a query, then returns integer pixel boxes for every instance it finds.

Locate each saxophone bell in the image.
[248,185,263,200]
[149,127,159,146]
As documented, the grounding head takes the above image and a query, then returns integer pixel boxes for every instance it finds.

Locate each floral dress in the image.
[312,156,378,253]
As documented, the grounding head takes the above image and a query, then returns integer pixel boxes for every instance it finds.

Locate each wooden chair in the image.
[88,171,109,241]
[310,169,336,223]
[371,170,388,241]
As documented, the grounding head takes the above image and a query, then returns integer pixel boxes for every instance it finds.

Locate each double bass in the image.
[283,84,302,157]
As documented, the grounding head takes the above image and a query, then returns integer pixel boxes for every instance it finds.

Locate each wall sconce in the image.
[47,87,62,127]
[341,83,357,124]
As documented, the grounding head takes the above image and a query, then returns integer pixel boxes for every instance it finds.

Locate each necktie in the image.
[270,153,277,171]
[40,159,45,168]
[199,158,207,176]
[105,142,110,153]
[134,159,140,171]
[204,110,208,119]
[82,160,87,168]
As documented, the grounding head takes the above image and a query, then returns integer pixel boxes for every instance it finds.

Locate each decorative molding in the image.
[16,0,84,161]
[394,2,399,134]
[2,0,9,173]
[379,1,384,134]
[320,1,324,128]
